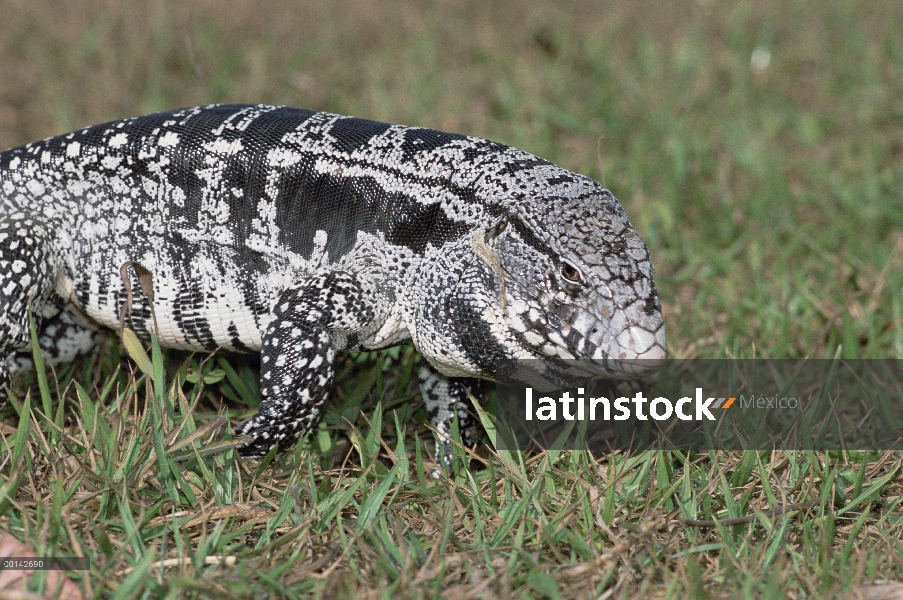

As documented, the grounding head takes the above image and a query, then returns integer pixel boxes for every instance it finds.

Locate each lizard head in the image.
[480,169,667,380]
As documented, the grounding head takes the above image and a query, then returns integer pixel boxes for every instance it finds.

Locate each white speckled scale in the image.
[0,104,666,460]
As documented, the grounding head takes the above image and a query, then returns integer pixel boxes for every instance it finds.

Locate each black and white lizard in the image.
[0,104,666,459]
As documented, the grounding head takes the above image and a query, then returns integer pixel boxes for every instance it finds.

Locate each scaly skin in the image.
[0,104,666,459]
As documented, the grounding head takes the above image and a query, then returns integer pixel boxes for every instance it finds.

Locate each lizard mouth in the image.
[544,304,666,379]
[597,324,667,373]
[585,331,667,378]
[503,295,666,380]
[578,314,667,379]
[552,328,666,380]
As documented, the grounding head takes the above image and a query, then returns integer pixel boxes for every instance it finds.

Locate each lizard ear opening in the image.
[485,218,508,241]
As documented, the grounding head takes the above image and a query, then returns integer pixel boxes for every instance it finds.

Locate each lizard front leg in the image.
[0,213,68,393]
[235,270,388,457]
[418,365,487,468]
[7,307,99,383]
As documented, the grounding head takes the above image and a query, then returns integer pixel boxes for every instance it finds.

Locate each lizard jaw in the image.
[591,324,667,378]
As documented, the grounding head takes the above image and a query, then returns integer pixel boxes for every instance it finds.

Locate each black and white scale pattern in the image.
[0,104,666,459]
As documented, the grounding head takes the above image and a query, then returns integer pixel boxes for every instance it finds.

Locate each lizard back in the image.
[0,104,509,352]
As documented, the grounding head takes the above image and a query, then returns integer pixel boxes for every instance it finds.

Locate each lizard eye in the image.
[559,259,584,285]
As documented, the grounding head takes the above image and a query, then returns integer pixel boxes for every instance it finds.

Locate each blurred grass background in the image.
[1,0,902,598]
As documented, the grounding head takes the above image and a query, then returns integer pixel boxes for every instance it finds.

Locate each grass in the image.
[1,0,902,597]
